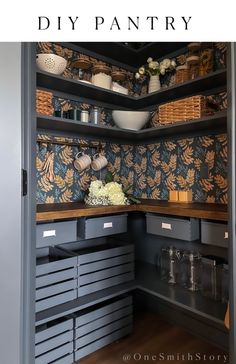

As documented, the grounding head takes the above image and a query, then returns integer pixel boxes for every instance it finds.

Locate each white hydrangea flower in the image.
[171,60,176,68]
[108,192,127,205]
[160,67,166,75]
[147,57,153,63]
[89,180,104,197]
[139,66,145,75]
[149,61,159,70]
[161,58,171,69]
[135,72,140,79]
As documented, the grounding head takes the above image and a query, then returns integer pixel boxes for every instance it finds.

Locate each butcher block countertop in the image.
[36,200,228,222]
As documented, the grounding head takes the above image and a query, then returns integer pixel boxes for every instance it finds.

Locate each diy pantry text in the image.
[38,16,192,31]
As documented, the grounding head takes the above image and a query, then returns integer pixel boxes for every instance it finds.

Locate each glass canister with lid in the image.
[200,255,226,301]
[179,251,201,291]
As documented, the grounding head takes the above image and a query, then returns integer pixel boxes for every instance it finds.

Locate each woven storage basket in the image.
[159,95,211,125]
[36,89,54,116]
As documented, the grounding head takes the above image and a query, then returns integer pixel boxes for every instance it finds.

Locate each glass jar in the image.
[179,251,201,291]
[160,246,181,285]
[80,110,89,123]
[200,255,225,301]
[187,42,200,80]
[221,264,229,303]
[90,107,100,125]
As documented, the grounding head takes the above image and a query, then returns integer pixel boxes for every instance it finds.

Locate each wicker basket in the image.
[36,89,54,116]
[158,95,211,125]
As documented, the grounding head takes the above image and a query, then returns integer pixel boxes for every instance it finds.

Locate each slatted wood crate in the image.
[36,247,77,313]
[35,317,74,364]
[74,295,133,361]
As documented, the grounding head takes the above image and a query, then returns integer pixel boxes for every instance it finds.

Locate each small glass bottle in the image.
[90,107,100,125]
[80,110,89,123]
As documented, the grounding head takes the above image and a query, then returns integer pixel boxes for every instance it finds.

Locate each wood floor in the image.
[79,314,228,364]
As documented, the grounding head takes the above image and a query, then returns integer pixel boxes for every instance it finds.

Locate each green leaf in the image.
[105,172,114,184]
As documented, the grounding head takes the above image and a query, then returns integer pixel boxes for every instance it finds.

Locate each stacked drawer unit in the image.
[146,213,200,241]
[35,317,74,364]
[36,247,77,313]
[201,219,228,248]
[74,295,133,361]
[62,242,135,297]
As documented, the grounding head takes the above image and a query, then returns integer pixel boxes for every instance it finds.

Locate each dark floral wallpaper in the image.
[36,133,227,204]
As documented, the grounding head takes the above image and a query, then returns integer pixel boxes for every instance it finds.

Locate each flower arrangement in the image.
[135,57,176,79]
[84,172,140,206]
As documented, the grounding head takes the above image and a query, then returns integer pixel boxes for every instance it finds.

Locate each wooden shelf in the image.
[37,69,227,110]
[136,261,227,327]
[37,111,227,144]
[36,281,136,326]
[36,200,228,222]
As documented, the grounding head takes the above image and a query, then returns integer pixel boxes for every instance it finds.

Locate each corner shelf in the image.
[136,261,227,328]
[37,69,227,110]
[37,111,227,144]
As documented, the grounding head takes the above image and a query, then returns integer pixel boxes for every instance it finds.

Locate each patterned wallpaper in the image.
[36,133,227,204]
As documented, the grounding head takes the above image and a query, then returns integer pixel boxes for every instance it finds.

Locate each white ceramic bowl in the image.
[112,110,150,131]
[36,53,67,75]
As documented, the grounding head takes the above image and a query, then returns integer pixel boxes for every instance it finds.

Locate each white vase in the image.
[148,75,161,93]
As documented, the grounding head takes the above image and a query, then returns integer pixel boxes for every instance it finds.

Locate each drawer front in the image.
[75,296,132,327]
[78,244,134,265]
[201,220,228,248]
[79,253,134,275]
[36,290,77,313]
[36,280,77,300]
[35,319,73,344]
[35,331,73,357]
[75,315,133,349]
[75,325,132,361]
[146,213,199,241]
[78,271,134,297]
[35,342,73,364]
[78,214,127,239]
[36,221,77,248]
[76,306,133,338]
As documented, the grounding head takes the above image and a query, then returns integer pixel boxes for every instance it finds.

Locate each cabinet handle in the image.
[161,222,172,230]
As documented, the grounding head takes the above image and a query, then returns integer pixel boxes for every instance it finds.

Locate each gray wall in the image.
[0,43,22,364]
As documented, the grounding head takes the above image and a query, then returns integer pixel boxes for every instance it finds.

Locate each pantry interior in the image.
[9,42,236,364]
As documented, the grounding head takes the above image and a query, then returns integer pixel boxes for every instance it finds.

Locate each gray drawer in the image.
[75,315,132,349]
[35,318,73,344]
[146,213,199,241]
[201,220,228,248]
[35,331,73,357]
[76,306,133,338]
[36,248,77,313]
[77,214,127,239]
[74,325,132,361]
[75,295,132,327]
[36,220,77,248]
[35,342,73,364]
